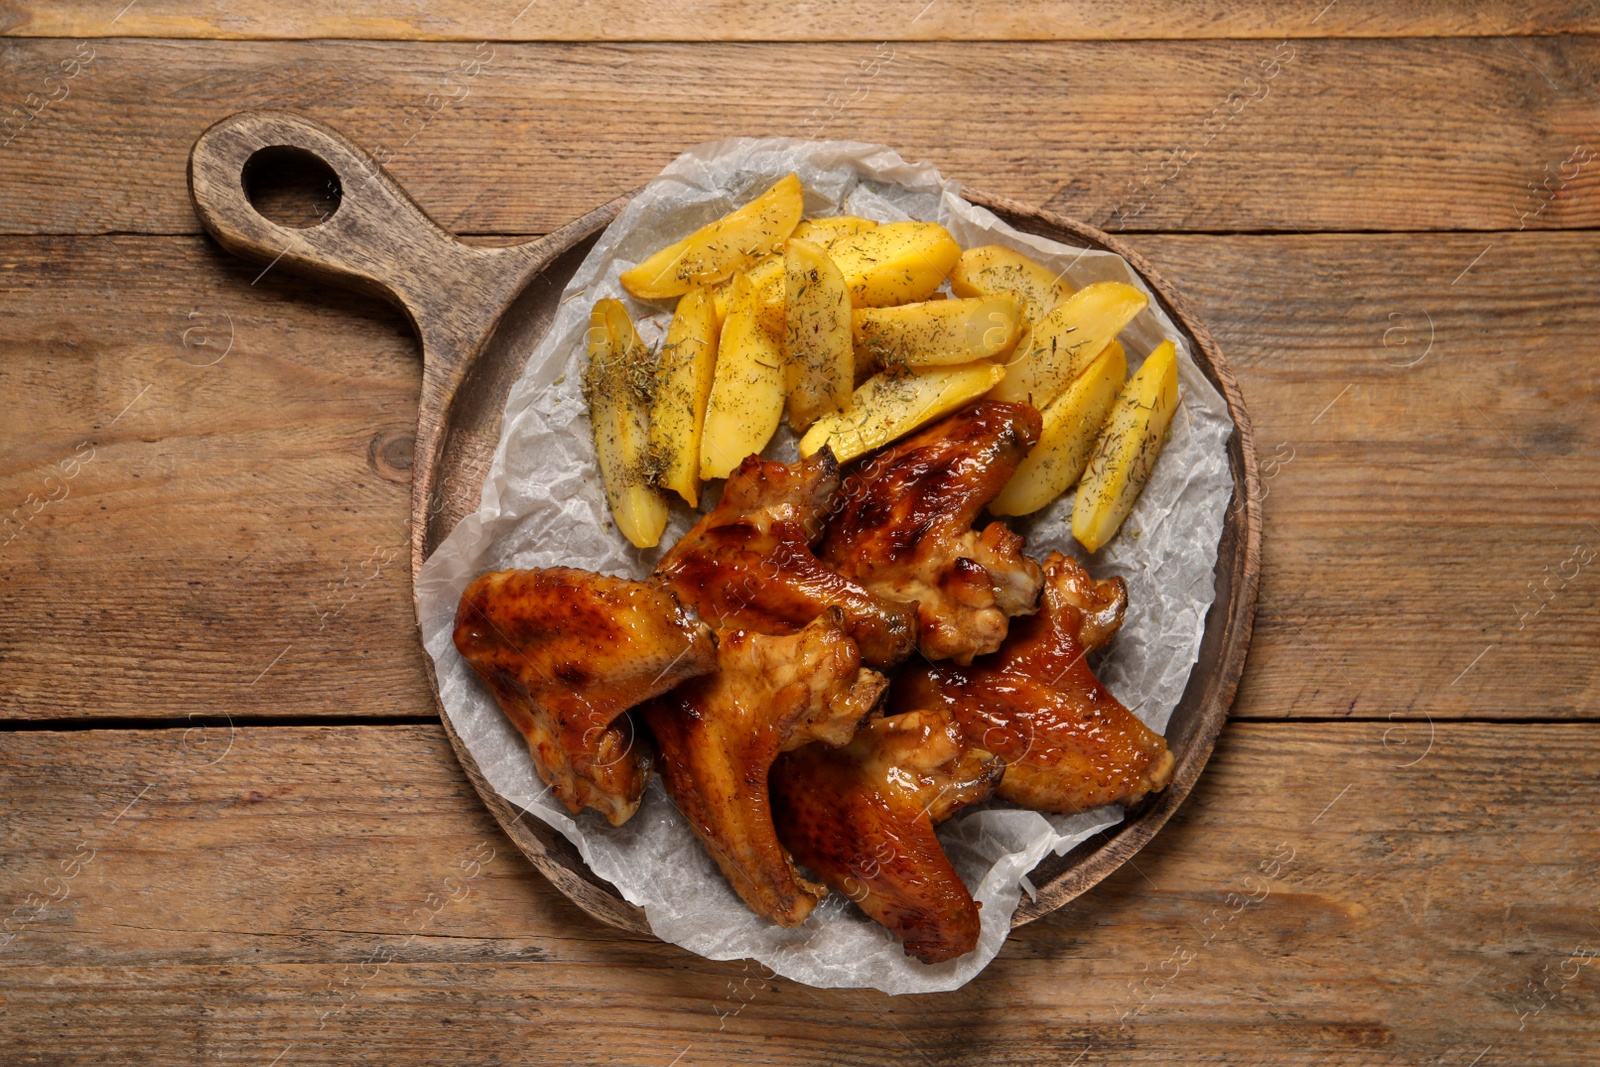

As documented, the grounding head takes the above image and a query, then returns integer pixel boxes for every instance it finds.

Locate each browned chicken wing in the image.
[454,567,717,826]
[656,448,918,668]
[642,609,887,926]
[821,402,1046,665]
[891,552,1174,813]
[773,709,1002,964]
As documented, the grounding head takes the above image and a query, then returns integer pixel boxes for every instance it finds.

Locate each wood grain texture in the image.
[3,0,1598,41]
[1,722,1595,1064]
[4,231,1594,723]
[3,38,1600,237]
[0,233,428,721]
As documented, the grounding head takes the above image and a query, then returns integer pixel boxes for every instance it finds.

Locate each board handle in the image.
[188,109,539,368]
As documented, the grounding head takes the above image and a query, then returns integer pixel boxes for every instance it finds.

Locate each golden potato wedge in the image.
[852,295,1024,372]
[620,173,804,299]
[989,341,1126,517]
[649,287,721,508]
[989,280,1147,409]
[827,221,962,307]
[792,214,878,249]
[784,238,853,431]
[1072,340,1180,552]
[798,362,1007,464]
[949,244,1072,324]
[584,299,669,548]
[710,254,784,337]
[700,273,786,480]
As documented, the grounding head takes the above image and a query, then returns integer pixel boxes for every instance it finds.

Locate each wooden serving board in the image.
[187,109,1262,938]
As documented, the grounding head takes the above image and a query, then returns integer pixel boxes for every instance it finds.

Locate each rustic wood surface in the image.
[2,6,1597,1066]
[1,724,1596,1065]
[3,38,1600,235]
[3,1,1598,41]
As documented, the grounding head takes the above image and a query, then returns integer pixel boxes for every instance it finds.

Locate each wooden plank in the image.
[2,231,1596,722]
[3,1,1598,42]
[0,235,428,721]
[2,38,1599,236]
[0,722,1595,1064]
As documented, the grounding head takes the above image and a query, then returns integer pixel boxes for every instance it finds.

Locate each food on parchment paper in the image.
[591,174,1178,553]
[584,299,668,549]
[457,174,1192,962]
[699,272,787,480]
[620,173,804,299]
[773,707,1003,964]
[798,360,1006,464]
[642,610,888,926]
[892,552,1174,814]
[851,295,1025,374]
[826,220,962,308]
[949,242,1073,325]
[791,213,877,249]
[710,255,785,337]
[990,341,1126,518]
[1072,340,1181,553]
[988,280,1148,410]
[452,568,715,826]
[820,402,1045,666]
[655,449,917,670]
[782,238,853,432]
[649,287,720,509]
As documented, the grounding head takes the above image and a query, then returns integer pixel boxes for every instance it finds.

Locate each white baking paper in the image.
[415,138,1236,994]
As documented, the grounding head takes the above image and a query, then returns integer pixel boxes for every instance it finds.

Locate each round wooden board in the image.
[190,110,1261,943]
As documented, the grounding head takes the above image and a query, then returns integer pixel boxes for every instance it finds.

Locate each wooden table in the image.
[2,5,1597,1064]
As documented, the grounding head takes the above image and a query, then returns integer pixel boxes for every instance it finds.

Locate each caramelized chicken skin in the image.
[892,551,1173,813]
[656,449,918,669]
[643,609,888,926]
[821,401,1045,665]
[773,709,1002,963]
[453,568,716,826]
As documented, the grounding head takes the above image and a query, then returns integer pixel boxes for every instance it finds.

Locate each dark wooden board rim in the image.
[187,112,1261,950]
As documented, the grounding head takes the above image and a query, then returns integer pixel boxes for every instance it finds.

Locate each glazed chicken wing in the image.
[656,448,917,668]
[454,567,716,826]
[891,552,1174,813]
[773,709,1002,964]
[821,401,1045,665]
[642,609,887,926]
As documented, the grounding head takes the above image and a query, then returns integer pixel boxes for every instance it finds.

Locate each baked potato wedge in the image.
[828,221,962,307]
[584,299,668,548]
[852,296,1024,373]
[792,214,878,249]
[1072,340,1180,552]
[711,255,785,338]
[649,287,721,508]
[989,280,1147,409]
[784,238,853,431]
[620,174,804,300]
[798,361,1007,464]
[949,244,1072,324]
[989,341,1126,517]
[700,273,787,480]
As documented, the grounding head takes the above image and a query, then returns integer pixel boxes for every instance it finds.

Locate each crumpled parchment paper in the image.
[415,138,1236,995]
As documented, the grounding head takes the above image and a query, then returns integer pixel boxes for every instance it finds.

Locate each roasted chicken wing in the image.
[642,609,887,926]
[773,708,1002,964]
[821,401,1045,665]
[891,551,1174,813]
[453,568,716,826]
[656,448,918,668]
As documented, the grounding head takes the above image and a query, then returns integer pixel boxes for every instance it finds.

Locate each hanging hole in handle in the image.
[242,146,343,229]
